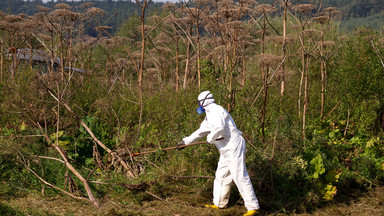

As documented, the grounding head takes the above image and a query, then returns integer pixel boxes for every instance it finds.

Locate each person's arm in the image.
[183,118,210,144]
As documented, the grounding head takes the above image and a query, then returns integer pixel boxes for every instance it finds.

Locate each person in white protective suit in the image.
[177,91,260,216]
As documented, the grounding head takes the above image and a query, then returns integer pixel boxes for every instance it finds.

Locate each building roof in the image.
[8,48,85,73]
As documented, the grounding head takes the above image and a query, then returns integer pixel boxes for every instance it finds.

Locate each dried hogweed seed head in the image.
[86,7,105,16]
[338,35,348,41]
[94,26,112,32]
[217,0,235,8]
[292,24,301,31]
[239,5,251,15]
[313,16,330,24]
[332,10,341,16]
[323,7,342,17]
[154,32,170,44]
[33,12,46,21]
[226,20,242,30]
[146,67,160,75]
[116,58,128,66]
[143,24,153,32]
[355,27,371,35]
[254,4,277,14]
[18,13,29,19]
[100,38,114,48]
[246,0,259,7]
[79,2,95,9]
[302,28,321,37]
[36,5,52,13]
[50,9,69,18]
[280,1,293,9]
[149,15,162,23]
[9,22,21,32]
[164,17,174,26]
[237,0,247,5]
[115,37,131,44]
[267,36,285,44]
[254,29,271,36]
[316,11,327,17]
[55,3,71,10]
[188,8,200,18]
[319,41,336,47]
[0,21,9,30]
[70,12,82,21]
[217,8,237,19]
[293,4,315,13]
[5,15,22,23]
[39,34,52,41]
[179,16,194,26]
[156,46,173,54]
[162,3,177,11]
[258,54,282,66]
[324,7,337,13]
[379,38,384,46]
[21,20,37,30]
[132,50,142,59]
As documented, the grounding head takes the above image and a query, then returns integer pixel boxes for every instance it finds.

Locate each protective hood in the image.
[198,91,215,107]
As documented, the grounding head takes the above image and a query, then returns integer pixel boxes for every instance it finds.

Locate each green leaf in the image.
[58,140,70,150]
[366,137,379,148]
[323,184,337,200]
[85,158,93,165]
[310,153,325,179]
[50,131,64,142]
[325,169,342,184]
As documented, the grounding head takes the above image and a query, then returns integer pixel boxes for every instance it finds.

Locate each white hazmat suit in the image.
[182,91,260,212]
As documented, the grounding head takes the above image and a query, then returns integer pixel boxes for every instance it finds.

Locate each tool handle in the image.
[131,137,224,157]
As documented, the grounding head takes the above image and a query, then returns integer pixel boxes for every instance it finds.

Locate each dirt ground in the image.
[1,185,384,216]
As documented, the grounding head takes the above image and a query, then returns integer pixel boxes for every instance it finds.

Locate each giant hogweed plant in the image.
[304,119,384,201]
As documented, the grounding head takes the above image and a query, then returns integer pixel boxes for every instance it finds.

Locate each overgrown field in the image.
[1,1,384,215]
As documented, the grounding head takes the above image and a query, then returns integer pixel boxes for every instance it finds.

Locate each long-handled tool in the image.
[131,138,224,158]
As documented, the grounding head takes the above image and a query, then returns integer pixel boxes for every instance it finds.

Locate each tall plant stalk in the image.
[134,0,151,144]
[280,0,290,96]
[0,36,3,81]
[183,25,192,89]
[254,4,277,137]
[175,36,180,91]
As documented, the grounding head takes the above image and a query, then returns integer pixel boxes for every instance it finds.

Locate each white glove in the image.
[182,137,193,145]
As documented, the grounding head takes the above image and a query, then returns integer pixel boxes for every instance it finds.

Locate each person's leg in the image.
[228,137,260,211]
[212,154,233,208]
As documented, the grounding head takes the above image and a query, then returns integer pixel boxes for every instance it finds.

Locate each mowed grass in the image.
[1,183,384,216]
